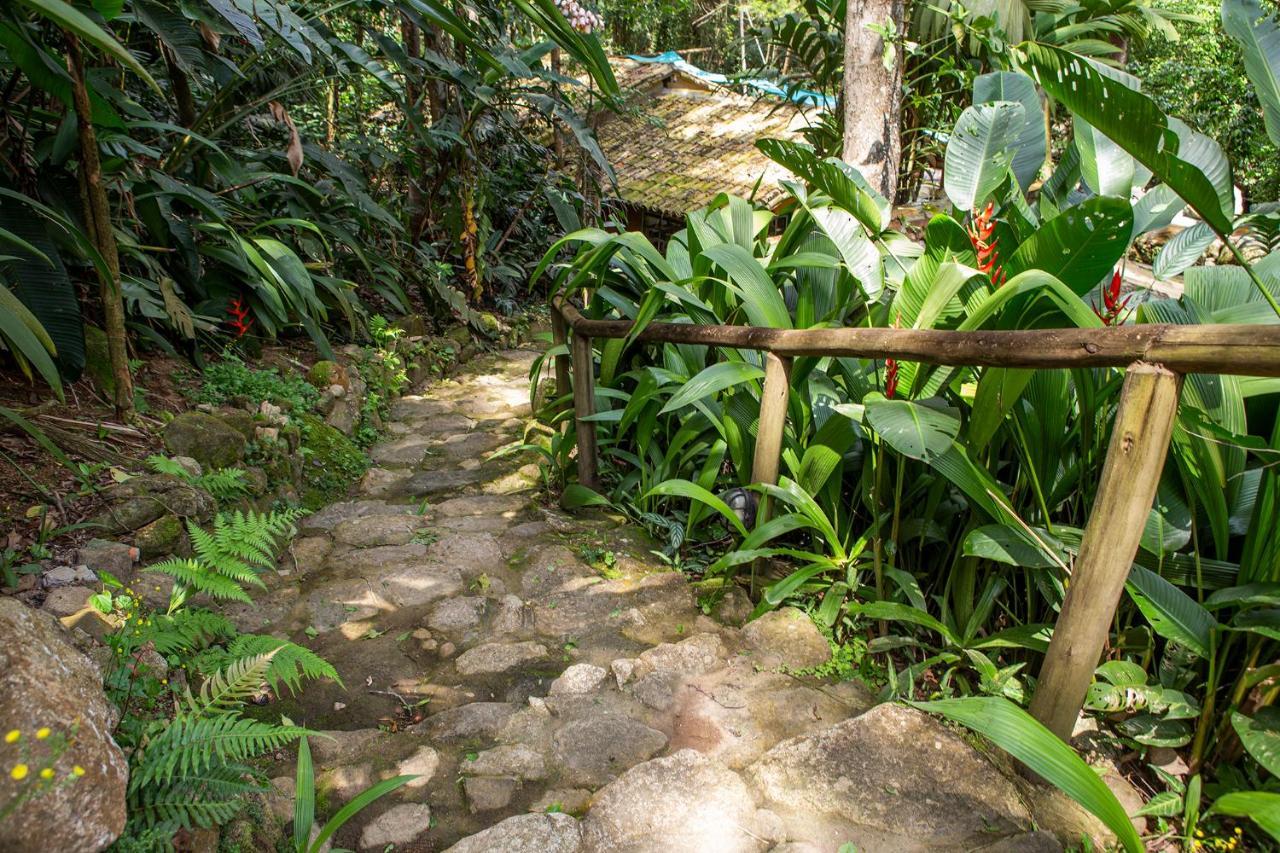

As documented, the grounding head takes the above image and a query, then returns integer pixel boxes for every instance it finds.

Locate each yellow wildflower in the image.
[72,766,85,777]
[35,727,50,740]
[11,764,28,780]
[40,768,53,780]
[4,729,19,744]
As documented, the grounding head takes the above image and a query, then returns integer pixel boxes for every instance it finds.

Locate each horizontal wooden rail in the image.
[549,296,1278,748]
[554,298,1280,377]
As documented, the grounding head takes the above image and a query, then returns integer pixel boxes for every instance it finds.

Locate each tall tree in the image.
[67,33,134,420]
[841,0,905,202]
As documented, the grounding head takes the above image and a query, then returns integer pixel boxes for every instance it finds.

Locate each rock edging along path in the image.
[235,347,1110,852]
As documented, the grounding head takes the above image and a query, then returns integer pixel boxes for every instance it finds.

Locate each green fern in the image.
[114,608,237,660]
[128,762,262,831]
[131,713,310,792]
[146,454,251,501]
[181,650,278,715]
[194,634,342,695]
[147,507,305,613]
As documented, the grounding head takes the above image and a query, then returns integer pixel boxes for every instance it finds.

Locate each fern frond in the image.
[144,610,236,656]
[210,508,304,569]
[188,522,260,585]
[197,468,250,500]
[147,455,189,478]
[146,559,254,603]
[182,650,279,715]
[128,762,262,830]
[227,634,342,694]
[131,714,309,791]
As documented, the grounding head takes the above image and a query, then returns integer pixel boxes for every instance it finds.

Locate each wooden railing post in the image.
[1029,362,1182,741]
[750,352,792,524]
[550,309,572,417]
[570,330,599,490]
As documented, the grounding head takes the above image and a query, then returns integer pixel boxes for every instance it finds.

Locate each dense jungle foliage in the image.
[4,0,1280,849]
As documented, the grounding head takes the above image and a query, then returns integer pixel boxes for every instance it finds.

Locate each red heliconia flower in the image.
[884,358,899,399]
[968,202,1006,287]
[884,312,902,399]
[227,297,254,338]
[1092,269,1132,326]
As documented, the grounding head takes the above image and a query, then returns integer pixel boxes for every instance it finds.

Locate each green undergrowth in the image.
[298,415,369,510]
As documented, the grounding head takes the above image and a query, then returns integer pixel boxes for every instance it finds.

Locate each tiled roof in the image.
[597,58,821,218]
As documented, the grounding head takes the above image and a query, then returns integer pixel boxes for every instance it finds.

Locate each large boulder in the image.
[746,703,1033,850]
[0,599,128,852]
[163,411,247,471]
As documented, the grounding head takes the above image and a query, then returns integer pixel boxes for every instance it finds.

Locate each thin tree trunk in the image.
[67,34,134,420]
[400,13,426,235]
[326,80,339,146]
[841,0,905,202]
[162,46,197,129]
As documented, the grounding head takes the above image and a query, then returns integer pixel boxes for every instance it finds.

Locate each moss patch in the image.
[299,414,369,509]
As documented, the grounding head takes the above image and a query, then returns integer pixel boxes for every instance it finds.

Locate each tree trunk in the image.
[326,80,339,146]
[67,34,134,420]
[399,13,426,236]
[841,0,905,203]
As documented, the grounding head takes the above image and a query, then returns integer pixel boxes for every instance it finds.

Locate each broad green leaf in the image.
[702,243,791,328]
[863,395,960,462]
[1074,117,1134,198]
[974,71,1047,190]
[1210,792,1280,843]
[1232,708,1280,776]
[1222,0,1280,148]
[912,697,1144,853]
[1153,222,1215,280]
[944,101,1026,211]
[850,601,959,646]
[1026,44,1232,234]
[1003,196,1133,295]
[1126,564,1217,658]
[311,774,417,852]
[964,525,1060,568]
[660,362,765,414]
[645,479,748,537]
[17,0,161,93]
[293,736,315,851]
[561,483,612,509]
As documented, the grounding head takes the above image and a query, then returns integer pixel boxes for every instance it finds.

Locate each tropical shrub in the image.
[530,19,1280,842]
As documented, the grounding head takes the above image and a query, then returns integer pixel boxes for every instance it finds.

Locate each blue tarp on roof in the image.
[625,51,836,110]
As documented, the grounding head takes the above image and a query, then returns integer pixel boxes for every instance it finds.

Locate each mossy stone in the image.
[133,514,184,559]
[215,409,257,441]
[306,360,349,390]
[299,414,369,509]
[163,412,246,470]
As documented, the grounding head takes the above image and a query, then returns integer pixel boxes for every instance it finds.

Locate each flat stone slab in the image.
[580,750,775,852]
[331,514,425,547]
[405,467,487,497]
[418,702,519,741]
[301,500,413,534]
[551,715,669,787]
[455,641,549,676]
[444,813,582,853]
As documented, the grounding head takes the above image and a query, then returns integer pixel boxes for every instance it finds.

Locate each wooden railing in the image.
[550,296,1280,740]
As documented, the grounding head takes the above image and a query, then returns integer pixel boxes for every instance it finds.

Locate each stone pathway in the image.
[233,348,1108,852]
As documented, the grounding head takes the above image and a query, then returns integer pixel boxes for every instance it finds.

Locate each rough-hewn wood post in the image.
[1029,362,1183,741]
[751,353,793,522]
[550,310,572,416]
[571,331,599,490]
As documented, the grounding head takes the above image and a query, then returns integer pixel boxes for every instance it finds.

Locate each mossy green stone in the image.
[299,414,369,509]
